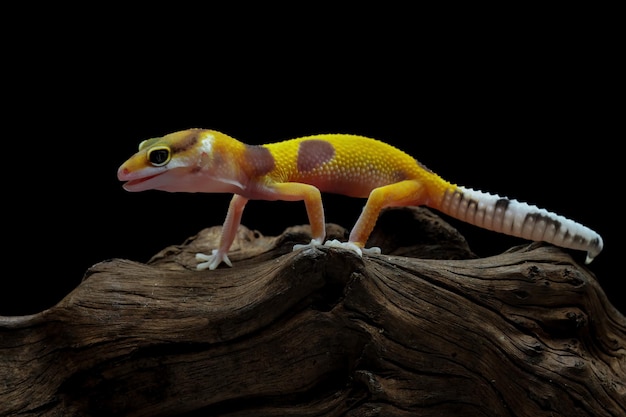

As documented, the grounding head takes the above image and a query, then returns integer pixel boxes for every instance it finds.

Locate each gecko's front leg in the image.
[196,194,248,270]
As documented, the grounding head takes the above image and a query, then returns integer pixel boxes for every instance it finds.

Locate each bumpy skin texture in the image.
[118,129,603,270]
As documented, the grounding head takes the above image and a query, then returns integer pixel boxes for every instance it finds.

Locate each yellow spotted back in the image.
[263,134,433,198]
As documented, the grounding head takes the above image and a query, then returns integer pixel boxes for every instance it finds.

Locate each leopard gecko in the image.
[117,129,603,270]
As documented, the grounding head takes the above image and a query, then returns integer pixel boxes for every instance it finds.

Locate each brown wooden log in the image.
[1,207,624,417]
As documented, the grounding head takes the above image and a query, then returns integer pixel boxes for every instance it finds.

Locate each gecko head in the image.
[117,129,245,193]
[117,129,208,192]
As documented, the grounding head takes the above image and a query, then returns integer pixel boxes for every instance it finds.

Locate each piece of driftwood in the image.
[1,207,624,417]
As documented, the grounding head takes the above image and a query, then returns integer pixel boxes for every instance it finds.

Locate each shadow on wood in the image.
[1,207,624,417]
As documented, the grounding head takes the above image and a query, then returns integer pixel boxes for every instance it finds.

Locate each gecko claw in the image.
[323,239,362,256]
[361,246,382,255]
[323,239,382,257]
[293,238,324,252]
[196,250,232,270]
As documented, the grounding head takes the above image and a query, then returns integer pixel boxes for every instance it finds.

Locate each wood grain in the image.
[1,207,623,416]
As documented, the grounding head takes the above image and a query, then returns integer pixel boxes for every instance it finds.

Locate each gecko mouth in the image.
[123,172,164,190]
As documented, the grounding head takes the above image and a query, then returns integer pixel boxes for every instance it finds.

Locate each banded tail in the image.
[438,186,603,264]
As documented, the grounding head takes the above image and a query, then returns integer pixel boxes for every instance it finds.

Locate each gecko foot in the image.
[292,238,324,252]
[323,239,382,257]
[196,250,232,270]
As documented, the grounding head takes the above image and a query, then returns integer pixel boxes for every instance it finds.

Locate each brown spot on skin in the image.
[244,145,275,176]
[588,237,602,253]
[524,213,562,233]
[297,140,335,172]
[455,190,479,210]
[495,198,510,212]
[393,170,409,182]
[170,130,200,153]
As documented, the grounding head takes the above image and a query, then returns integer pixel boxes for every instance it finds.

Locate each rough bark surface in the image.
[1,207,624,417]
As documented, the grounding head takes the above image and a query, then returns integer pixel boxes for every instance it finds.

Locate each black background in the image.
[2,7,622,316]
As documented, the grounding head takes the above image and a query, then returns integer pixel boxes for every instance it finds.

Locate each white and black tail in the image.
[438,186,603,263]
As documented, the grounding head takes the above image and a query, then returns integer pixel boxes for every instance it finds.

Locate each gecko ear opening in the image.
[147,146,171,166]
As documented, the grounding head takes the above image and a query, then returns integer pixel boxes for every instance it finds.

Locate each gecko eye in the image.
[147,146,171,166]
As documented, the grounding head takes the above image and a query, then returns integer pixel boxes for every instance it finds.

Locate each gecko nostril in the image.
[117,167,130,179]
